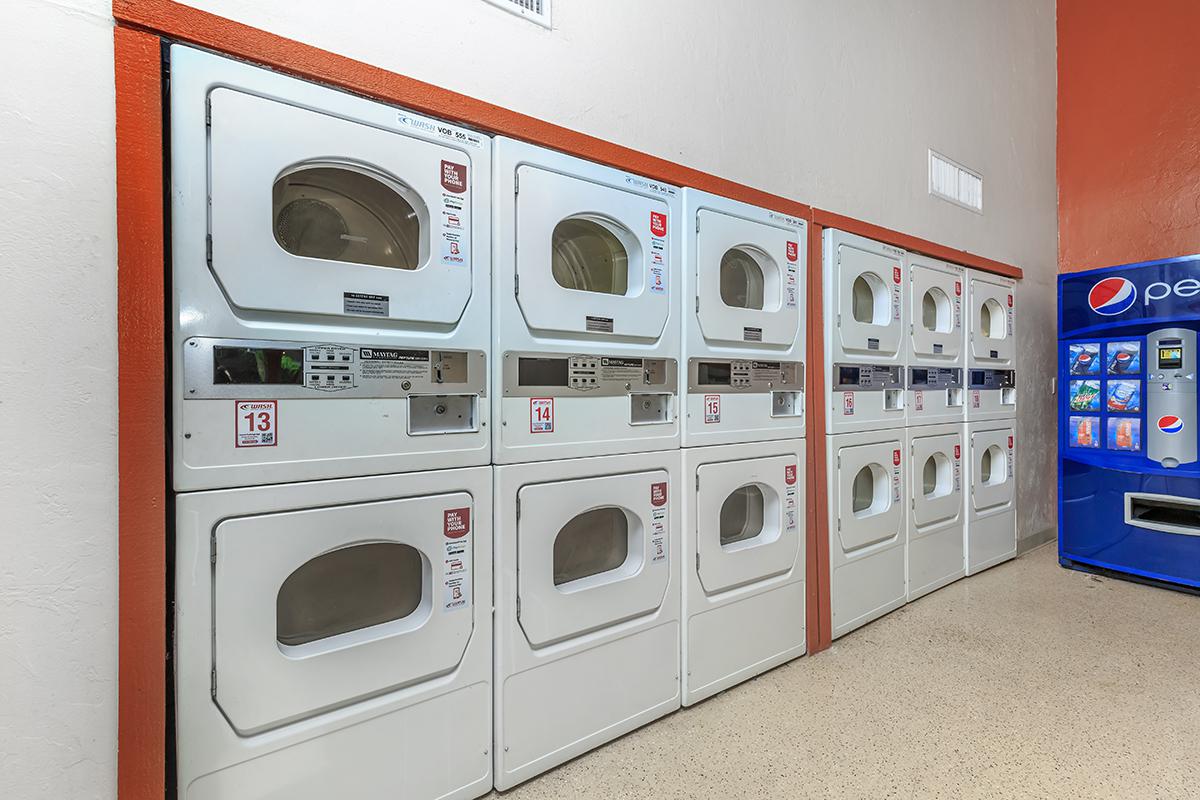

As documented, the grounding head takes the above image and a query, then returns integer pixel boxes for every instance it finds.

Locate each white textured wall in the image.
[0,1,118,798]
[183,0,1059,541]
[0,1,1056,797]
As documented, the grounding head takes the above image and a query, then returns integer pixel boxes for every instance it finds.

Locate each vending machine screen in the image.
[1157,343,1183,370]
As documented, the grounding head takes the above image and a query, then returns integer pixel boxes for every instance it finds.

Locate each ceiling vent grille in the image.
[483,0,552,28]
[929,150,983,213]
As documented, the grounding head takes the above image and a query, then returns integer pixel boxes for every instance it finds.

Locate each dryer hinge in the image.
[515,497,521,521]
[515,595,521,617]
[514,273,519,297]
[514,174,519,195]
[209,533,217,565]
[205,234,213,267]
[696,217,701,234]
[210,667,217,698]
[695,295,700,314]
[837,313,842,328]
[695,475,700,491]
[204,101,211,128]
[695,553,700,571]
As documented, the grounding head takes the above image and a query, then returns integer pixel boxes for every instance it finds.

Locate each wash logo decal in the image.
[1157,415,1185,435]
[1088,277,1137,316]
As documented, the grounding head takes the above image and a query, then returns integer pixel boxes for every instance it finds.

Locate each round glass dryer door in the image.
[694,209,801,346]
[512,165,670,340]
[516,470,671,647]
[208,88,474,326]
[694,454,801,594]
[211,492,475,735]
[835,243,903,359]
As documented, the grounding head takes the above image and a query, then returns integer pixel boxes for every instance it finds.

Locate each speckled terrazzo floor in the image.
[492,543,1200,799]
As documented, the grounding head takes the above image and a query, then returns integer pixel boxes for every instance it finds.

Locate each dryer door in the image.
[513,166,670,339]
[208,88,474,325]
[517,470,671,647]
[695,455,801,594]
[695,210,800,346]
[212,492,475,735]
[911,432,963,529]
[835,441,904,554]
[968,275,1015,365]
[835,242,903,358]
[970,427,1015,513]
[910,261,962,361]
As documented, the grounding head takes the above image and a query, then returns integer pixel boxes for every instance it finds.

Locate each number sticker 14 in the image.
[236,400,278,448]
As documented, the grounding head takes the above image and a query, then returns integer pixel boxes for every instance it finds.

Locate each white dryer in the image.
[823,229,908,433]
[492,138,680,463]
[681,189,806,446]
[907,254,966,425]
[174,467,493,800]
[964,419,1017,574]
[681,439,805,705]
[966,269,1018,422]
[493,451,681,789]
[826,429,907,638]
[906,423,965,600]
[170,46,491,491]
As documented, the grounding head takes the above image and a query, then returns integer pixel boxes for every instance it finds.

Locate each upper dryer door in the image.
[968,274,1016,366]
[834,241,904,359]
[910,258,963,361]
[695,210,801,346]
[212,492,476,736]
[208,88,475,326]
[513,166,671,340]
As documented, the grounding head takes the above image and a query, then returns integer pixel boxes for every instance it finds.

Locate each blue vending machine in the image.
[1058,255,1200,592]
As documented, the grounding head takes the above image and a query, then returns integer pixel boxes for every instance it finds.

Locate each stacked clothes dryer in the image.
[678,190,807,706]
[491,139,682,790]
[905,254,967,600]
[170,48,494,799]
[823,230,908,639]
[964,270,1019,574]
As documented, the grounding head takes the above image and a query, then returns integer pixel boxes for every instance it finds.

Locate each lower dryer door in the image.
[695,454,801,594]
[517,470,671,647]
[970,427,1015,513]
[910,432,963,530]
[834,440,904,556]
[213,492,476,735]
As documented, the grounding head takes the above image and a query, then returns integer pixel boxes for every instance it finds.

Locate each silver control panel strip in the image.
[832,363,903,392]
[502,351,677,398]
[967,368,1016,390]
[908,366,963,390]
[688,358,803,394]
[183,337,487,399]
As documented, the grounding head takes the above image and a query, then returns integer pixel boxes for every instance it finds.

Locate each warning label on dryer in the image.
[891,265,902,321]
[443,507,472,612]
[892,449,902,503]
[953,443,962,492]
[650,481,668,563]
[344,292,389,317]
[648,211,668,295]
[784,463,799,532]
[439,162,469,267]
[785,241,799,309]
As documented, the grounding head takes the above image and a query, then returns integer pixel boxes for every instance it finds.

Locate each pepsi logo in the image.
[1087,277,1137,316]
[1157,415,1184,434]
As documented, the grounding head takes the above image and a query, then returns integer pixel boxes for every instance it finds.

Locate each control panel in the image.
[688,359,803,393]
[503,352,677,398]
[1146,328,1197,467]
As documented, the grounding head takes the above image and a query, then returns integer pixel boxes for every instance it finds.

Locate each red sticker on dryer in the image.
[955,280,962,296]
[1008,294,1014,307]
[440,161,467,193]
[785,464,798,485]
[893,449,902,466]
[1008,435,1014,448]
[651,482,668,507]
[530,397,554,433]
[954,445,961,460]
[786,241,799,262]
[893,266,902,284]
[235,400,277,448]
[650,211,667,237]
[444,507,471,538]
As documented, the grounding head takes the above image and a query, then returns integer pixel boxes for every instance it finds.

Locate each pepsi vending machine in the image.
[1058,255,1200,592]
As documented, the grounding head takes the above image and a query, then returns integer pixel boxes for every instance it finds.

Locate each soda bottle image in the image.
[1116,419,1132,449]
[1108,381,1138,411]
[1070,346,1096,374]
[1111,348,1134,373]
[1075,417,1093,446]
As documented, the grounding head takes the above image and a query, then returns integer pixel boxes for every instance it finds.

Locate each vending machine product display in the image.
[1058,256,1200,592]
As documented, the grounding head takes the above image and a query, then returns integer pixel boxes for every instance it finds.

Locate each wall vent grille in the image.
[929,150,983,213]
[483,0,552,28]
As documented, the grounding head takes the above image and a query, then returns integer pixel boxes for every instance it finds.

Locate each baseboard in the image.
[1017,526,1056,556]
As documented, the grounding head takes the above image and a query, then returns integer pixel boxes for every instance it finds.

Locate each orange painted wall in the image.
[1058,0,1200,272]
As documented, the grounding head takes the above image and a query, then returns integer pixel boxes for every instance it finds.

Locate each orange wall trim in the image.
[114,24,167,800]
[112,3,1024,795]
[1058,0,1200,272]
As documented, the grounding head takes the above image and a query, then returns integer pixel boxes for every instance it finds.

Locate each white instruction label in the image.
[972,389,981,409]
[439,160,470,267]
[953,443,962,492]
[443,507,472,611]
[530,397,554,433]
[648,211,668,295]
[892,449,902,503]
[650,482,668,563]
[235,400,277,448]
[785,241,800,309]
[954,280,963,329]
[891,265,902,321]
